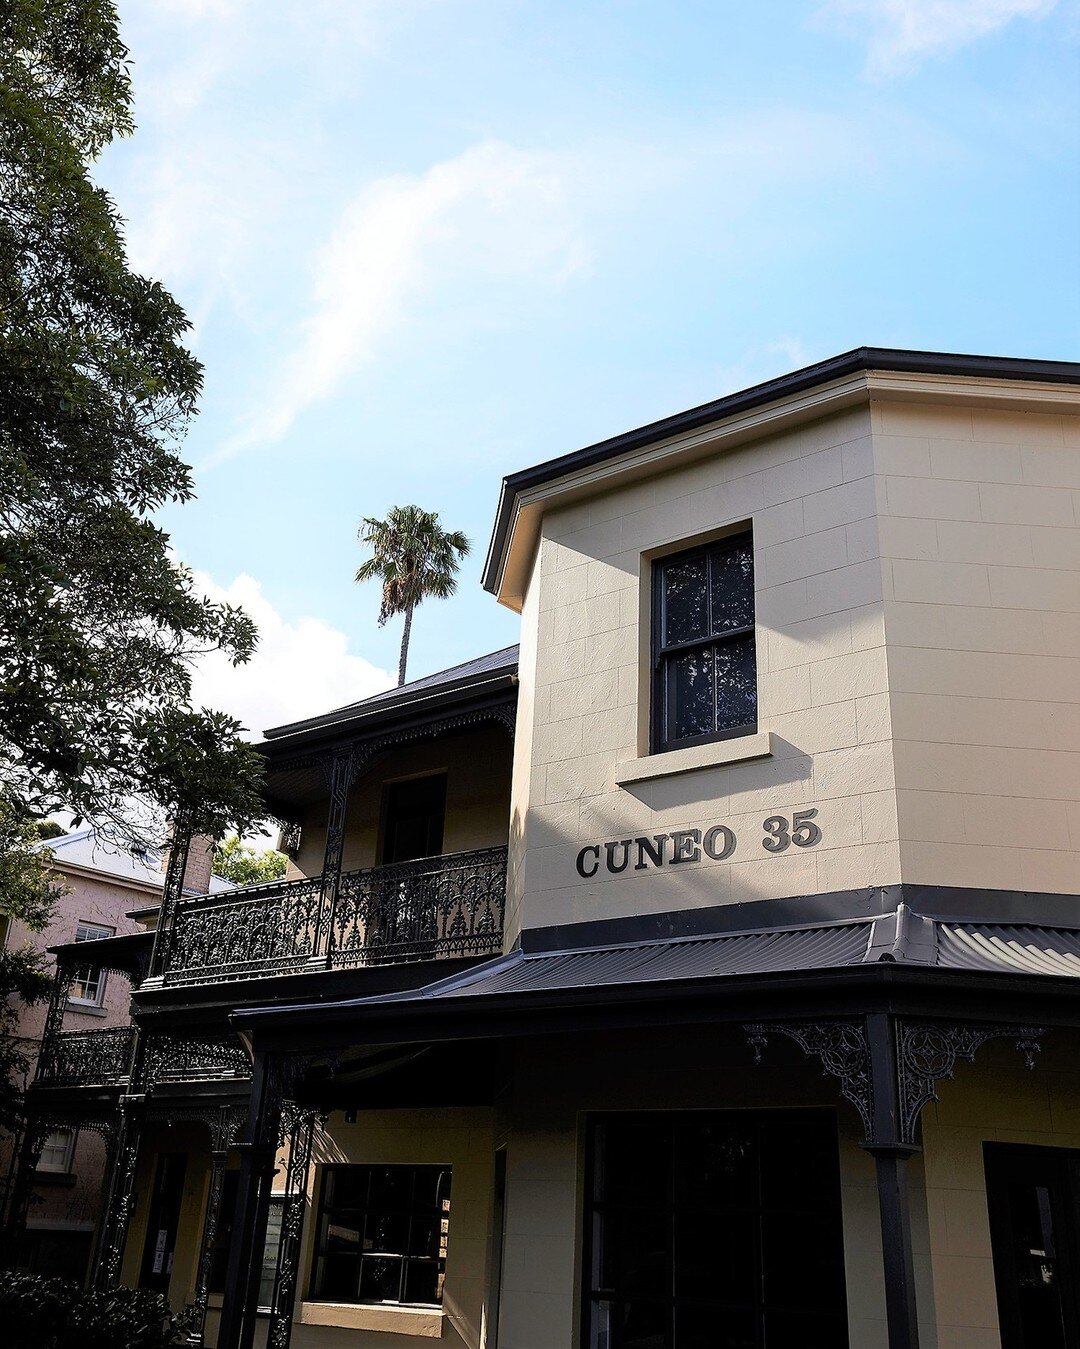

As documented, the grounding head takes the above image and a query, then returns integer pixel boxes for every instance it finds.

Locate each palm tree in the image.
[355,505,471,686]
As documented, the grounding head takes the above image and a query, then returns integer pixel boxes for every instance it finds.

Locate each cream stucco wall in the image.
[874,399,1080,895]
[507,389,1080,941]
[260,1109,495,1349]
[508,405,902,938]
[288,727,513,881]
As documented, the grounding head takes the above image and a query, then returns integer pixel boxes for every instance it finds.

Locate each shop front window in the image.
[310,1164,451,1307]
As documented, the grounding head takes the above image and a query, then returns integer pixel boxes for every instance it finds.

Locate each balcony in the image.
[36,1027,135,1089]
[162,845,508,987]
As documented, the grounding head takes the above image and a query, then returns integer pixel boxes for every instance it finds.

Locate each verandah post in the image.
[863,1012,921,1349]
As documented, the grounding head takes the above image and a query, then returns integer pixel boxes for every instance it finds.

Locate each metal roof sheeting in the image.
[392,922,877,1002]
[938,924,1080,977]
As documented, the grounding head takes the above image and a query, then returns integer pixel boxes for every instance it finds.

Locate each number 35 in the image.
[762,809,821,852]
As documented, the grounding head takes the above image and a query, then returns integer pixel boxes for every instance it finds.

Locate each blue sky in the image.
[99,0,1080,738]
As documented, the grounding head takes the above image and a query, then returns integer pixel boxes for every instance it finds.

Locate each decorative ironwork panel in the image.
[331,846,507,967]
[266,1105,320,1349]
[159,847,506,984]
[96,1109,142,1291]
[896,1019,1044,1145]
[36,1027,136,1088]
[164,874,324,985]
[143,1033,252,1087]
[745,1019,875,1138]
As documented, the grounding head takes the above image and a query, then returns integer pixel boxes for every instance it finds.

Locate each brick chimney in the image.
[162,832,216,896]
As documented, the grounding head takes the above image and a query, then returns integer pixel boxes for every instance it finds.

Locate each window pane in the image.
[313,1165,451,1308]
[368,1166,414,1212]
[600,1207,671,1299]
[324,1217,363,1253]
[610,1299,671,1349]
[714,636,756,732]
[38,1129,73,1172]
[316,1254,359,1301]
[600,1120,672,1208]
[403,1258,444,1306]
[672,648,714,740]
[675,1301,758,1349]
[359,1255,403,1301]
[326,1168,368,1209]
[674,1209,757,1307]
[663,555,709,646]
[675,1120,757,1210]
[364,1211,410,1255]
[710,538,754,633]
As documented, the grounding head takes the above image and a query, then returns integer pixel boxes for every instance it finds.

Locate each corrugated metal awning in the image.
[938,924,1080,978]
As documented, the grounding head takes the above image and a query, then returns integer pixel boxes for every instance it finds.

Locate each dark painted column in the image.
[217,1051,284,1349]
[864,1012,921,1349]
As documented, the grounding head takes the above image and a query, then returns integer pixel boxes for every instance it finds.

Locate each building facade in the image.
[0,829,220,1279]
[10,347,1080,1349]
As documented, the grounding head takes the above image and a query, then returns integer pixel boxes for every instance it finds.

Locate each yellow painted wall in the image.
[288,726,513,880]
[874,399,1080,894]
[258,1108,496,1349]
[508,404,901,937]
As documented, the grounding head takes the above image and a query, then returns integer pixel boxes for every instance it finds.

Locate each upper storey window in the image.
[652,531,757,752]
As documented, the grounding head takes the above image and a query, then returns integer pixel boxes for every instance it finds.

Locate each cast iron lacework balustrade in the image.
[331,845,507,966]
[162,845,507,985]
[36,1026,136,1088]
[166,874,325,984]
[143,1033,253,1088]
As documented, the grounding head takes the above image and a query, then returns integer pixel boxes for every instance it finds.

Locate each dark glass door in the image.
[139,1152,188,1294]
[381,775,446,864]
[586,1110,849,1349]
[985,1143,1080,1349]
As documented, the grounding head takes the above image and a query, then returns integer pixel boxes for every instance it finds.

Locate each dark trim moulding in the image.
[482,345,1080,593]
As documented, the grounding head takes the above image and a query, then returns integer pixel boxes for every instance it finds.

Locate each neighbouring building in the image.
[0,828,222,1279]
[9,347,1080,1349]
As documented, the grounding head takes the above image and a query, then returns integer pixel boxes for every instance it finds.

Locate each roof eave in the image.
[481,346,1080,604]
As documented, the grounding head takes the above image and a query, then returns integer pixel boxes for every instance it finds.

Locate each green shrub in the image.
[0,1273,196,1349]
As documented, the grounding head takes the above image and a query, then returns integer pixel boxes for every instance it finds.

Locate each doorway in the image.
[985,1142,1080,1349]
[381,774,446,865]
[584,1109,849,1348]
[139,1152,188,1295]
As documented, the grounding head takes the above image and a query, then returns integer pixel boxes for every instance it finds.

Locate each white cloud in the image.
[813,0,1060,76]
[216,139,588,461]
[189,571,394,739]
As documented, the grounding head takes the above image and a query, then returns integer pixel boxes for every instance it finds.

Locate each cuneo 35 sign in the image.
[574,809,821,878]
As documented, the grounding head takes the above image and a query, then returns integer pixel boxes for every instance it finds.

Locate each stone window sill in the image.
[66,1003,108,1018]
[33,1170,77,1187]
[298,1301,443,1337]
[616,730,774,787]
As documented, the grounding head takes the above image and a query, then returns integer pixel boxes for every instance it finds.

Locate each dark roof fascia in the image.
[256,674,517,762]
[46,930,152,974]
[232,961,1080,1054]
[482,346,1080,593]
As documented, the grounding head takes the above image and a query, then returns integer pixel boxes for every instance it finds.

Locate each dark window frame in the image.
[650,531,757,754]
[308,1163,452,1310]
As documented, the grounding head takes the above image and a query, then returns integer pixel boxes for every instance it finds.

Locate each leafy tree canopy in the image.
[0,0,265,848]
[213,833,287,887]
